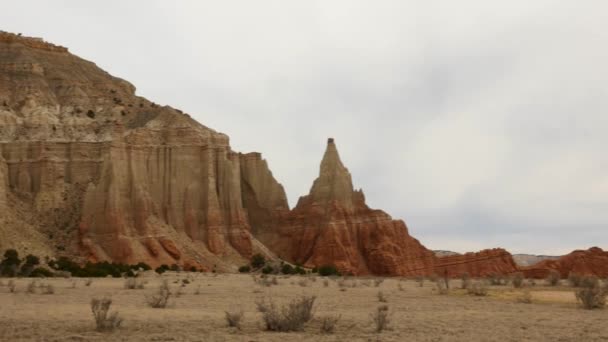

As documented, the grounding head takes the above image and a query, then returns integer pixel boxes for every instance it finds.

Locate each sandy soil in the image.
[0,273,606,341]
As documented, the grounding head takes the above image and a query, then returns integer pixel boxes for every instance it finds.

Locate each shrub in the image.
[225,308,244,329]
[461,273,471,289]
[434,281,449,295]
[467,282,488,296]
[155,265,169,274]
[580,276,600,289]
[373,278,384,287]
[318,265,340,277]
[124,278,144,289]
[1,249,21,277]
[7,280,16,293]
[377,291,388,302]
[258,295,316,332]
[487,273,503,286]
[238,265,251,273]
[294,266,306,275]
[568,272,582,287]
[323,279,329,287]
[546,270,560,286]
[517,289,532,304]
[319,314,341,334]
[415,276,424,287]
[281,264,295,275]
[30,267,53,278]
[26,280,37,294]
[251,254,266,269]
[262,265,274,274]
[370,305,391,333]
[91,297,122,332]
[85,278,93,287]
[42,283,55,295]
[512,272,525,288]
[575,283,606,310]
[146,280,171,308]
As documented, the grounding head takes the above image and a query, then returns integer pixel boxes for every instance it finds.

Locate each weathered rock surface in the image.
[0,31,287,269]
[261,138,435,276]
[433,248,518,277]
[521,247,608,278]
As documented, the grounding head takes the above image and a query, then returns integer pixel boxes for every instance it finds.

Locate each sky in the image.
[2,1,607,255]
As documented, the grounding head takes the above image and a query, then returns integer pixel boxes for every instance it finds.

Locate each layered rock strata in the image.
[0,31,287,269]
[521,247,608,279]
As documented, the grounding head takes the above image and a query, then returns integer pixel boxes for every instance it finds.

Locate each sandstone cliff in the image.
[0,31,287,269]
[521,247,608,278]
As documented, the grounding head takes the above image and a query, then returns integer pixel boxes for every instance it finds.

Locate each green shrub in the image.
[294,266,306,275]
[30,267,54,278]
[251,254,266,269]
[262,265,274,274]
[238,265,251,273]
[318,265,340,277]
[155,265,169,274]
[281,264,294,275]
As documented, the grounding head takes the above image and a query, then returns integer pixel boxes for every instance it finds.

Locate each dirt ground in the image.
[0,273,606,341]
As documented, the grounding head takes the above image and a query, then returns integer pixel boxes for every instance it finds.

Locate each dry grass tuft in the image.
[370,305,391,333]
[467,282,488,296]
[517,289,532,304]
[257,295,316,332]
[225,308,244,329]
[91,297,122,332]
[124,278,144,290]
[146,280,171,308]
[319,314,341,334]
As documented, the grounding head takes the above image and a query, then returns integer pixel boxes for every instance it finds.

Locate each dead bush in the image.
[487,273,504,286]
[415,276,424,287]
[42,283,55,295]
[124,278,144,290]
[397,283,405,291]
[319,314,341,334]
[580,276,600,289]
[8,280,16,293]
[225,308,244,329]
[511,272,525,288]
[146,280,171,308]
[258,295,316,332]
[373,278,384,287]
[575,284,606,310]
[434,281,449,295]
[85,279,93,287]
[546,270,560,286]
[460,273,471,289]
[467,282,488,296]
[517,289,532,304]
[91,297,122,332]
[370,305,391,333]
[26,280,37,294]
[377,291,388,302]
[568,272,582,287]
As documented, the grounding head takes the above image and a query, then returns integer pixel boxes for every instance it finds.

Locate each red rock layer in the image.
[521,247,608,279]
[0,31,288,269]
[433,248,519,277]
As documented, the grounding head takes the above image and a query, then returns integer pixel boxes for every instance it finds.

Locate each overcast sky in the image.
[3,1,607,255]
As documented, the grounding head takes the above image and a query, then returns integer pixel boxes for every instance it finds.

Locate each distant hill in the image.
[512,254,559,266]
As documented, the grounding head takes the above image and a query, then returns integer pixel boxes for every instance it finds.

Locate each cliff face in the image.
[433,248,518,277]
[261,138,436,276]
[521,247,608,279]
[0,31,287,269]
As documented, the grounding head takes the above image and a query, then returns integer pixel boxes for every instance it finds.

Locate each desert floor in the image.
[0,273,606,342]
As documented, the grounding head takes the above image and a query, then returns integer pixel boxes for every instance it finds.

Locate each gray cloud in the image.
[2,0,607,254]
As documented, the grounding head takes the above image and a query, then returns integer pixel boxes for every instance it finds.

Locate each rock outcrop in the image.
[433,248,518,277]
[0,31,287,269]
[261,138,436,276]
[521,247,608,278]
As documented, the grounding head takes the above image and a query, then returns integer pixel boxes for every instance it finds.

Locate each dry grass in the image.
[224,308,244,329]
[257,295,316,332]
[0,275,606,341]
[319,314,340,334]
[146,279,171,308]
[517,289,533,304]
[467,281,488,296]
[91,297,122,332]
[370,305,391,333]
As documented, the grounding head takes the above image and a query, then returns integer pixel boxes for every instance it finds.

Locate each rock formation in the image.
[0,31,287,269]
[433,248,518,277]
[521,247,608,278]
